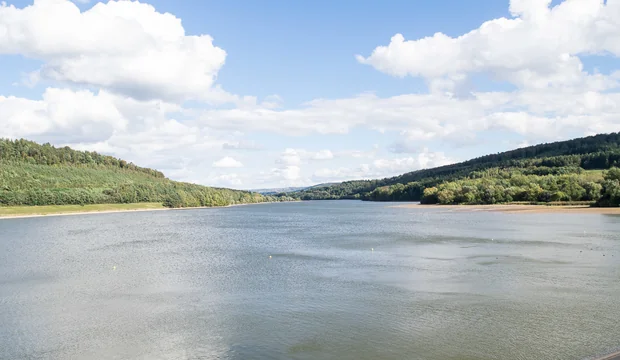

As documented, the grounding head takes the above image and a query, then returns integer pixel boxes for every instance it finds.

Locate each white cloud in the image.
[253,165,313,188]
[275,165,301,181]
[212,156,243,168]
[277,148,302,166]
[222,140,264,150]
[197,89,620,141]
[373,151,453,172]
[198,92,493,137]
[356,0,620,92]
[262,148,340,187]
[260,94,284,109]
[312,165,374,182]
[312,149,454,182]
[311,149,334,160]
[276,148,334,165]
[516,140,530,148]
[0,88,127,143]
[3,84,620,189]
[3,0,620,190]
[211,173,243,187]
[0,0,228,103]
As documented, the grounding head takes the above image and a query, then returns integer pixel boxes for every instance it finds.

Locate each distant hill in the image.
[0,139,291,208]
[294,133,620,206]
[252,183,338,195]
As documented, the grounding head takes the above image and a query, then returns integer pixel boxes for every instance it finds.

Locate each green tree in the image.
[421,187,439,204]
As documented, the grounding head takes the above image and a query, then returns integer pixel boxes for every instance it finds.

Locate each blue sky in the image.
[145,0,515,106]
[1,0,620,189]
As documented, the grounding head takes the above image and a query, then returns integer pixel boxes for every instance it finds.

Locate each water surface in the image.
[1,201,619,359]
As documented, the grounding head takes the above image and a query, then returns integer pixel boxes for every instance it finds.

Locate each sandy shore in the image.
[390,203,620,214]
[0,207,170,220]
[0,202,268,220]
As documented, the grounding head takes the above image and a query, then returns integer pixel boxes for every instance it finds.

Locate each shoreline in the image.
[389,203,620,214]
[0,207,169,220]
[4,201,620,220]
[0,201,273,220]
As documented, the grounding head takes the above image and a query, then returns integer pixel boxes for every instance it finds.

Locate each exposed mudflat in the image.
[391,203,620,214]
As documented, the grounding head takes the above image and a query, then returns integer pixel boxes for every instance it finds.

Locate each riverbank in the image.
[0,203,167,219]
[390,203,620,214]
[0,202,271,220]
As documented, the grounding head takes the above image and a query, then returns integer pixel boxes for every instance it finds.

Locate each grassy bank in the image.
[0,203,166,218]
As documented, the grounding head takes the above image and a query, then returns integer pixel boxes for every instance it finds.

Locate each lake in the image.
[1,201,620,360]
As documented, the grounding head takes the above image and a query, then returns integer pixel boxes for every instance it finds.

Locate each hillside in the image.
[296,133,620,206]
[0,139,290,208]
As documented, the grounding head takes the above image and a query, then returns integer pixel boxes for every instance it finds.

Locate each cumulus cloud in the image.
[197,89,620,140]
[276,148,335,165]
[312,149,454,182]
[0,0,228,103]
[277,148,302,166]
[0,88,128,143]
[4,0,620,190]
[264,148,340,186]
[356,0,620,91]
[198,92,491,137]
[4,86,618,188]
[212,156,243,168]
[273,165,301,181]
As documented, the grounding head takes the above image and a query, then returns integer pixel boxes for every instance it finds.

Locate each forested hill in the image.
[295,132,620,206]
[0,139,165,177]
[0,139,290,208]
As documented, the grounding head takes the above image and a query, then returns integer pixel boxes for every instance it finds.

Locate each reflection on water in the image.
[1,201,620,359]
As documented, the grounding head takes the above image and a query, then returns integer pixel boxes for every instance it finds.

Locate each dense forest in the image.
[0,139,293,208]
[294,133,620,207]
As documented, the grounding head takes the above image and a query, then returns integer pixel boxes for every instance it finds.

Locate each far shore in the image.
[4,201,620,220]
[0,202,270,220]
[390,203,620,214]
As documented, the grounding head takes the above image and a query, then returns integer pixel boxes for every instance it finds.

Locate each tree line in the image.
[0,138,164,178]
[0,138,293,208]
[417,167,620,206]
[294,132,620,207]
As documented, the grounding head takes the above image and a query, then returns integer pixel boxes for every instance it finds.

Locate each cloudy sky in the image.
[2,0,620,189]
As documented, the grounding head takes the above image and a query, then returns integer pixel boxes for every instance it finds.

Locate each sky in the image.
[1,0,620,189]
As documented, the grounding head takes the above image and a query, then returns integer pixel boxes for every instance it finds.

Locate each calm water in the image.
[1,201,620,360]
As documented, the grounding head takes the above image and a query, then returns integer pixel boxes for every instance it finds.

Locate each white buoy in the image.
[269,255,272,259]
[371,248,374,251]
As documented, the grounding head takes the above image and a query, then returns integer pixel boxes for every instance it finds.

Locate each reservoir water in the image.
[1,201,619,359]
